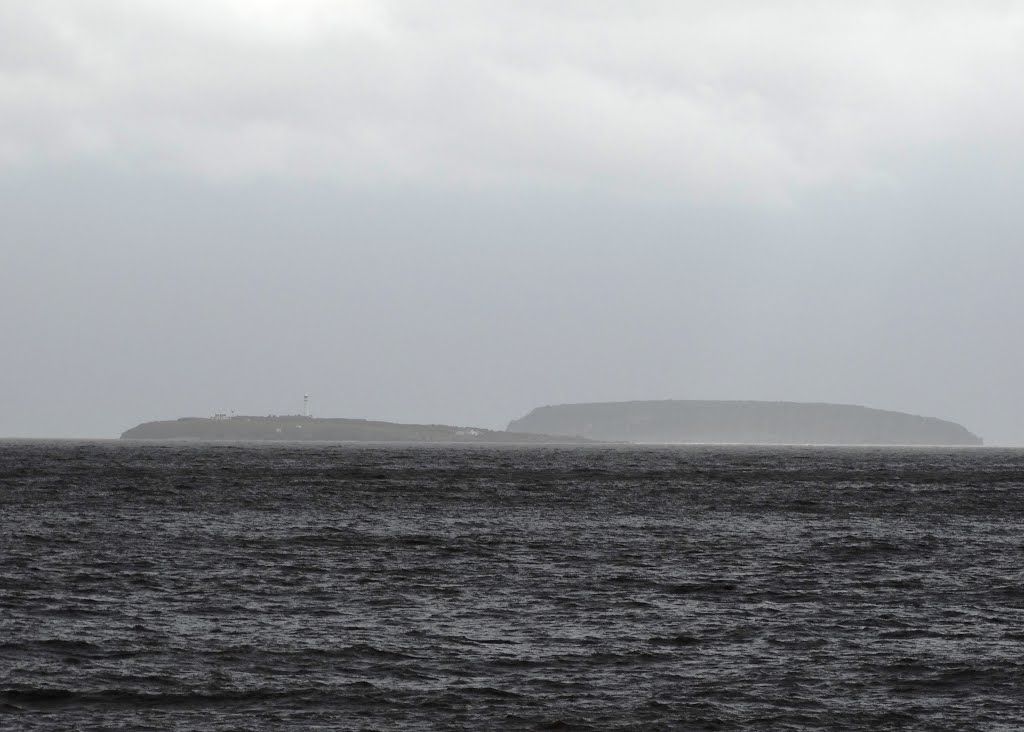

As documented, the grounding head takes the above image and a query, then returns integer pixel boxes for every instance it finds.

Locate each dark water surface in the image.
[3,441,1024,730]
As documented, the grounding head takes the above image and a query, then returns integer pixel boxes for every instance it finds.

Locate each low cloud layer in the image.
[3,3,1024,442]
[4,2,1024,203]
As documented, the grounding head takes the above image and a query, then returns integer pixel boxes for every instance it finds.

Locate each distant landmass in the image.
[120,416,595,444]
[507,400,983,446]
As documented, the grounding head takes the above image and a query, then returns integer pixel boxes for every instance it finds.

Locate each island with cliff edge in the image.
[507,400,983,446]
[120,415,597,443]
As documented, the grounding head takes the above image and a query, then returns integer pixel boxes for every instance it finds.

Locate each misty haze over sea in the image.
[5,3,1024,730]
[2,3,1024,443]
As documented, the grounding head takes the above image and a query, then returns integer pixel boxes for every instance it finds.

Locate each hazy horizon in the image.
[4,3,1024,444]
[1,395,1000,445]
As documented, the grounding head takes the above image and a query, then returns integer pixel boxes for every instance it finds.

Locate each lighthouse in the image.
[303,393,310,418]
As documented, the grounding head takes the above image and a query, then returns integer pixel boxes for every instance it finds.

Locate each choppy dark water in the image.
[3,441,1024,730]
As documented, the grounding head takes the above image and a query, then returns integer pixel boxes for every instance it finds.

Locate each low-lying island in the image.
[507,400,983,446]
[120,415,596,443]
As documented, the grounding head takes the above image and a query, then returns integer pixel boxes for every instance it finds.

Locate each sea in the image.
[3,440,1024,731]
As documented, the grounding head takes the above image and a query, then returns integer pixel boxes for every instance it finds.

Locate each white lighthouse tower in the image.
[303,393,310,417]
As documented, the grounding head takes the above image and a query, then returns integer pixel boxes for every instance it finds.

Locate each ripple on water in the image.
[3,442,1024,730]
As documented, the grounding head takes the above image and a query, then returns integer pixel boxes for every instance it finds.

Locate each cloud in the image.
[2,1,1024,204]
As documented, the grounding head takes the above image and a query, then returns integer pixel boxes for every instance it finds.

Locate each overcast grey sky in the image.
[3,1,1024,442]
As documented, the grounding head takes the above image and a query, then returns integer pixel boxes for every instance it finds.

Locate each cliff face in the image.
[507,400,983,446]
[120,416,594,444]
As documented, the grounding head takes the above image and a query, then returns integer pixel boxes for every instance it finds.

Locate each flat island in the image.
[122,401,983,445]
[120,416,594,444]
[507,400,983,446]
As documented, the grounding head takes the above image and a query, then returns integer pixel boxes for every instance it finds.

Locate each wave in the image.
[0,683,381,708]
